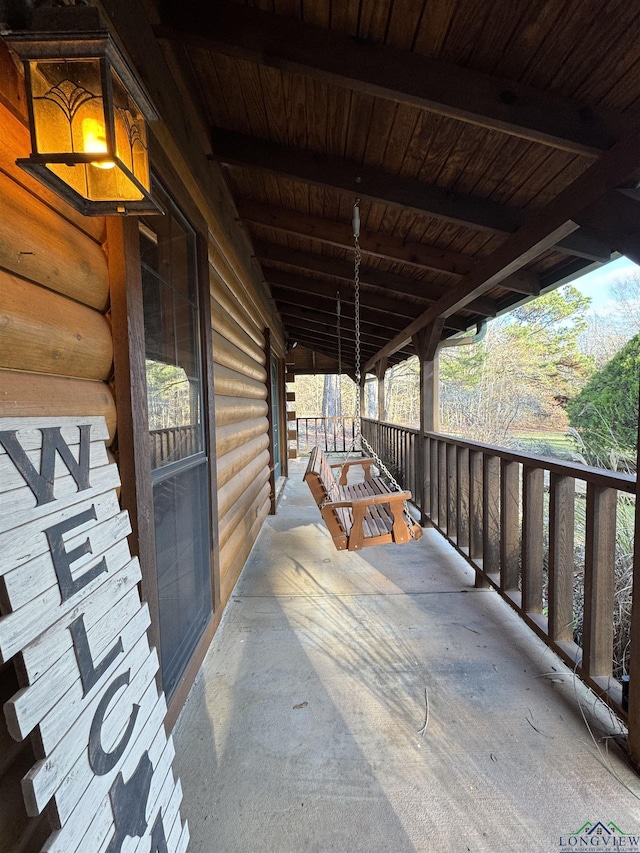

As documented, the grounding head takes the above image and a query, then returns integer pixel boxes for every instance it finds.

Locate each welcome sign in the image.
[0,417,188,852]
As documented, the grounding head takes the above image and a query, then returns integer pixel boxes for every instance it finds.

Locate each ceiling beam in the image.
[574,191,640,267]
[213,130,610,260]
[363,127,640,371]
[157,0,628,156]
[254,240,497,317]
[237,200,544,293]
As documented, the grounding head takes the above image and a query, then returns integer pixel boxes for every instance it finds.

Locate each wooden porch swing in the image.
[303,201,423,551]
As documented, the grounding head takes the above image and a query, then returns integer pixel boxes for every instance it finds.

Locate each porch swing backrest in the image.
[304,446,420,551]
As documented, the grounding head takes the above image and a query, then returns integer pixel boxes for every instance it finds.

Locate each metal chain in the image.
[336,292,342,420]
[327,199,416,538]
[353,201,362,436]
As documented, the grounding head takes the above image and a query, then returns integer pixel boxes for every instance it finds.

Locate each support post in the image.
[413,319,444,524]
[376,357,388,422]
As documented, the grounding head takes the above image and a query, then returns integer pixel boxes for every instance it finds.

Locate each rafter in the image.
[575,191,640,267]
[287,330,413,367]
[237,200,545,293]
[254,240,497,317]
[283,325,380,358]
[270,285,412,329]
[272,284,470,333]
[265,268,419,319]
[157,0,628,156]
[364,127,640,370]
[213,131,610,260]
[278,308,391,345]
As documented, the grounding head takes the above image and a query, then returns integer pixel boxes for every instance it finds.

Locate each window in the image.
[140,185,212,699]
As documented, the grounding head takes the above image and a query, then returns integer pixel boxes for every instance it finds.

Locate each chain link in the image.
[336,292,342,420]
[353,203,362,434]
[345,200,416,537]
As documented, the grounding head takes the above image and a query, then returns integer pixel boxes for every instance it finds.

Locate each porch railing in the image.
[362,417,635,718]
[296,417,360,454]
[149,424,200,468]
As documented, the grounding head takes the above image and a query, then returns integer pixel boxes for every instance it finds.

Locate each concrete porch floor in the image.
[173,459,640,852]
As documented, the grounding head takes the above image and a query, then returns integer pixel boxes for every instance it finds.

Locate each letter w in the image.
[0,425,92,505]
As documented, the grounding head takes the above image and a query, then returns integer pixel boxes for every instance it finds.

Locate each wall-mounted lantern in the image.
[6,5,162,216]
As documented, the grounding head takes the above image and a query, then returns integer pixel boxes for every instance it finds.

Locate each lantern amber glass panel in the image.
[25,56,153,211]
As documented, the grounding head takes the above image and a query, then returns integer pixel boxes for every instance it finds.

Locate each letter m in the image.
[0,424,92,505]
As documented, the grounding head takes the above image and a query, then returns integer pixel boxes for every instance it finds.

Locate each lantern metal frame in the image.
[6,5,163,216]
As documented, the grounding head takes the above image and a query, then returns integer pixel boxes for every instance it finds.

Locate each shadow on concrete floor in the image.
[173,460,640,853]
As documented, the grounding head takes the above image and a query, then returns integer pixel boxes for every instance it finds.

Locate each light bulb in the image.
[82,118,115,169]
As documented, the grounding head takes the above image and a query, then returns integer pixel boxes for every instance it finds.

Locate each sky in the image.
[569,255,640,317]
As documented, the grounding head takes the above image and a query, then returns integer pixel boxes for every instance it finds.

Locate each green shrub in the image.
[567,332,640,469]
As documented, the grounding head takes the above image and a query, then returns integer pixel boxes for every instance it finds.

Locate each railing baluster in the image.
[469,450,483,565]
[548,473,575,642]
[500,460,520,593]
[483,455,500,580]
[447,443,457,543]
[430,438,438,526]
[522,466,544,613]
[359,417,633,722]
[456,446,469,551]
[438,441,447,533]
[583,485,617,678]
[424,435,430,518]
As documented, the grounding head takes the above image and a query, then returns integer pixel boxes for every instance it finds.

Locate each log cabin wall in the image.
[210,266,272,605]
[0,49,116,852]
[0,10,285,844]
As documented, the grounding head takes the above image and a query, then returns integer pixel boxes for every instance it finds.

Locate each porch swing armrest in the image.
[329,458,375,468]
[329,457,375,483]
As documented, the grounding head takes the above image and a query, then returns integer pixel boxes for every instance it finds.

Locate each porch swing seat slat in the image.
[303,446,422,551]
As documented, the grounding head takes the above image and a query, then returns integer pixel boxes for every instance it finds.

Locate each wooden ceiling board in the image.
[246,0,276,12]
[356,0,393,43]
[361,99,399,169]
[413,0,457,55]
[599,56,640,113]
[307,78,331,153]
[257,64,289,143]
[326,85,353,158]
[386,0,429,50]
[526,156,591,212]
[242,62,274,139]
[169,0,640,370]
[344,90,377,165]
[304,0,331,28]
[488,0,568,81]
[436,0,494,67]
[579,42,640,111]
[209,53,254,133]
[329,0,360,34]
[547,3,638,100]
[557,2,640,102]
[512,0,608,91]
[465,3,520,74]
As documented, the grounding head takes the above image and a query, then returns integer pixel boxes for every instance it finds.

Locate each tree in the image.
[610,273,640,331]
[438,285,594,444]
[579,315,631,369]
[567,332,640,469]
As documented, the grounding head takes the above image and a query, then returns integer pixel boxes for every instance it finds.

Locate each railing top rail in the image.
[361,417,636,494]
